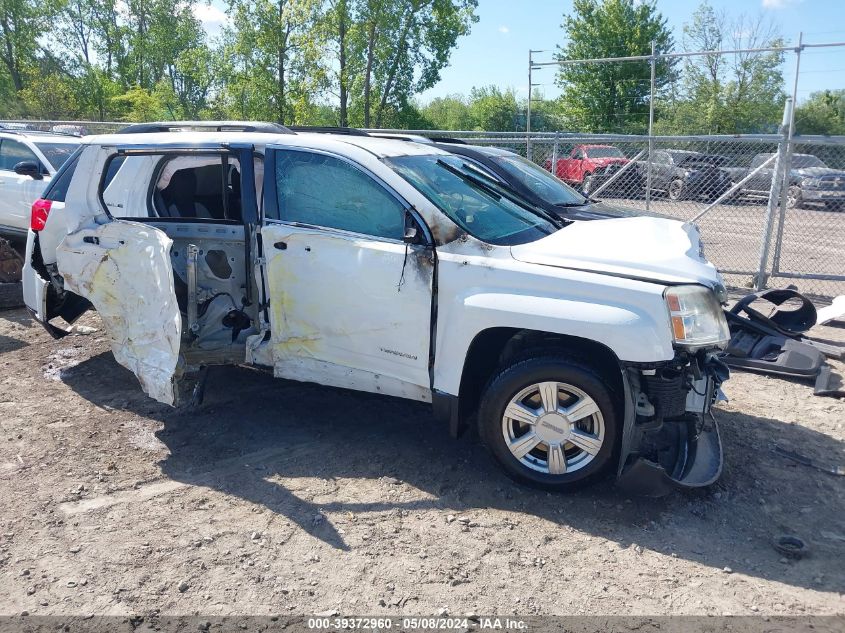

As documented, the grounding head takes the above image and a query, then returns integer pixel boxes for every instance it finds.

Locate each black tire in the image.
[668,178,685,201]
[478,353,621,492]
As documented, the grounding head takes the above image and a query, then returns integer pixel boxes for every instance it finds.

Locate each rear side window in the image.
[44,148,83,202]
[34,142,78,171]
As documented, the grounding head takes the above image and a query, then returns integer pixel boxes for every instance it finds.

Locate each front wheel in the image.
[786,185,803,209]
[668,178,685,201]
[478,354,620,491]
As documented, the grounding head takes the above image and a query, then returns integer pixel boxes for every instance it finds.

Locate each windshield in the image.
[585,146,624,159]
[494,154,587,206]
[387,155,558,246]
[34,142,79,170]
[792,154,827,169]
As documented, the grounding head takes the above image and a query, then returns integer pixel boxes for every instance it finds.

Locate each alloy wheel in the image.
[501,381,605,475]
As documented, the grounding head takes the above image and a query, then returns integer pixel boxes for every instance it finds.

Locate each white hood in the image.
[511,217,723,287]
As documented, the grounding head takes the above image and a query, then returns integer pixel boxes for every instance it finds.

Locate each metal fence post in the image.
[645,40,656,211]
[527,50,533,161]
[771,32,804,280]
[550,132,560,174]
[755,98,793,290]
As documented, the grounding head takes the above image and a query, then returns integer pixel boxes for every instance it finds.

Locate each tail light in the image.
[31,199,52,231]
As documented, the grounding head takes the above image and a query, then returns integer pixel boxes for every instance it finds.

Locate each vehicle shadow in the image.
[61,351,845,593]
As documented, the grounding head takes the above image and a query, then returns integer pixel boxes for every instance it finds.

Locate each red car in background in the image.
[545,144,632,195]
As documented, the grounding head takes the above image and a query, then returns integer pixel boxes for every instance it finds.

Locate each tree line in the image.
[0,0,841,135]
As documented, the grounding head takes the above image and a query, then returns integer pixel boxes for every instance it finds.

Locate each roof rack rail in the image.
[429,137,467,145]
[288,125,371,136]
[117,121,293,134]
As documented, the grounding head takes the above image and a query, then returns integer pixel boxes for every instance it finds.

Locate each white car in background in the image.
[0,130,82,238]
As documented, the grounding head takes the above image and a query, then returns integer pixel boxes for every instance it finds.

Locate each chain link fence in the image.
[3,119,843,299]
[377,128,845,300]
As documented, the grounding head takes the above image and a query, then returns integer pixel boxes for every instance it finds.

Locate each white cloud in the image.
[193,3,228,24]
[761,0,800,9]
[498,25,510,34]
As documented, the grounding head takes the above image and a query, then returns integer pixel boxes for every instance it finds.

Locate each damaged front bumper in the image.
[616,353,729,497]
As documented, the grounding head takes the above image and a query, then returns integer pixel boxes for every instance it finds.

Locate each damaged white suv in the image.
[23,122,731,495]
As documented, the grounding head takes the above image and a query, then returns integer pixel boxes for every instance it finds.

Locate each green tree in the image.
[219,0,325,124]
[0,0,54,91]
[658,2,785,134]
[556,0,674,133]
[795,90,845,135]
[355,0,477,127]
[420,94,473,130]
[468,85,517,131]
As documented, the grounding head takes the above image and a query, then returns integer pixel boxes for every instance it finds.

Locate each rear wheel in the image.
[478,354,620,491]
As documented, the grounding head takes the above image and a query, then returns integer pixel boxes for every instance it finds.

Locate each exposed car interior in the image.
[102,153,260,363]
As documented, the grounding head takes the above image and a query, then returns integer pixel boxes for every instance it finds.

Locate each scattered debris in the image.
[772,444,845,476]
[772,534,808,559]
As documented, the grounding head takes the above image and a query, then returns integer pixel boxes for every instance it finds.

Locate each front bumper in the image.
[801,188,845,202]
[616,354,729,496]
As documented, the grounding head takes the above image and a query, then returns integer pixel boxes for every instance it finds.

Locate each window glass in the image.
[494,154,586,206]
[34,142,78,170]
[44,151,82,202]
[274,150,405,240]
[585,146,625,159]
[0,139,39,171]
[387,154,556,246]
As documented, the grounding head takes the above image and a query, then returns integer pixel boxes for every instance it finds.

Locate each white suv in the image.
[0,130,82,238]
[23,123,731,495]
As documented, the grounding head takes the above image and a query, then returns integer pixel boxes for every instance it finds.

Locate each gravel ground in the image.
[0,307,843,617]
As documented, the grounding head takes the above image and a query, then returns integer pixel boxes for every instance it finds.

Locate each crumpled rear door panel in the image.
[56,220,182,405]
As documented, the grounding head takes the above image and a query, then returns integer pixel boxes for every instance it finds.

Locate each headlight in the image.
[665,285,730,349]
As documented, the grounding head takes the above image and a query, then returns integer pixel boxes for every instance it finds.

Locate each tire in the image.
[478,353,620,492]
[668,178,685,201]
[786,185,803,209]
[581,173,593,195]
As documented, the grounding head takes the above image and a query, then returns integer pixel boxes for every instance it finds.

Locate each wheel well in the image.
[457,328,624,423]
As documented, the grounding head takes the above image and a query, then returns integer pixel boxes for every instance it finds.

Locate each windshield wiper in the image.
[436,159,565,228]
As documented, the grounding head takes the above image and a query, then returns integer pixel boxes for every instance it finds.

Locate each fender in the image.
[431,249,676,396]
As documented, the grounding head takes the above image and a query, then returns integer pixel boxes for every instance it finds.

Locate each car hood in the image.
[510,216,723,287]
[792,166,845,178]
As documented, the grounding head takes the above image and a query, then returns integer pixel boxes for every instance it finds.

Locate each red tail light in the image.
[30,199,52,231]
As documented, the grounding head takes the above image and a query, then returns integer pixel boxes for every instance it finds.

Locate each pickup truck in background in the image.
[639,149,733,201]
[545,144,634,195]
[731,152,845,210]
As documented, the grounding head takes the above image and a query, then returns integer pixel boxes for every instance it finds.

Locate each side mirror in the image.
[14,161,42,180]
[403,211,426,245]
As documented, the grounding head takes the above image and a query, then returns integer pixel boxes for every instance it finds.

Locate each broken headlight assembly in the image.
[665,285,730,350]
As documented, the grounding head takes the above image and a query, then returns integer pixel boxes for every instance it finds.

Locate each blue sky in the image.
[417,0,845,103]
[196,0,845,104]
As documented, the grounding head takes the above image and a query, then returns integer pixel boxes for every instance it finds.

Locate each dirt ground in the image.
[0,307,844,617]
